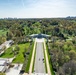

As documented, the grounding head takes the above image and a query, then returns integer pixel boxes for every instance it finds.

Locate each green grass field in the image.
[0,43,30,63]
[25,42,34,72]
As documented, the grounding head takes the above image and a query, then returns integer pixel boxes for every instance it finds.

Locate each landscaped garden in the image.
[0,43,30,63]
[21,41,34,72]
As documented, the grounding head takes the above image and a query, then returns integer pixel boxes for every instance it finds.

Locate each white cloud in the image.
[0,0,76,18]
[20,0,69,18]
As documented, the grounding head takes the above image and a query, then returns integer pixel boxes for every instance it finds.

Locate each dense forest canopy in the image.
[0,18,76,36]
[0,18,76,44]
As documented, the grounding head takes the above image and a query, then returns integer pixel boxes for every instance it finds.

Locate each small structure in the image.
[30,34,51,42]
[30,34,50,38]
[0,59,7,72]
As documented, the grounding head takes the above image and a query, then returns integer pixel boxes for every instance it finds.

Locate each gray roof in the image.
[30,34,50,38]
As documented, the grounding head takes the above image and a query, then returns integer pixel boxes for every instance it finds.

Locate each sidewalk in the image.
[44,40,51,75]
[29,39,36,75]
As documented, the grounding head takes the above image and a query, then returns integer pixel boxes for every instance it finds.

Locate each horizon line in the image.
[0,16,75,19]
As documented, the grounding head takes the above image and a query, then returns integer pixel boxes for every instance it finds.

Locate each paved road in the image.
[34,40,45,73]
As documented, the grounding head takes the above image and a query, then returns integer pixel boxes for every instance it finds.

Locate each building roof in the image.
[30,34,50,38]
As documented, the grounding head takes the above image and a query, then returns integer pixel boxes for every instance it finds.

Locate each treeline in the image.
[0,18,76,35]
[0,18,76,41]
[0,18,76,40]
[0,18,76,43]
[47,36,76,75]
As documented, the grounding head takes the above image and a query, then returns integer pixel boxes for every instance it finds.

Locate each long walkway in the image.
[34,41,45,73]
[28,38,51,75]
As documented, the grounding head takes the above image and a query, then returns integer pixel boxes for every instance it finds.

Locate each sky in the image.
[0,0,76,18]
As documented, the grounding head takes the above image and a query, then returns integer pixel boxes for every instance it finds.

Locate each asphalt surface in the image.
[34,41,45,73]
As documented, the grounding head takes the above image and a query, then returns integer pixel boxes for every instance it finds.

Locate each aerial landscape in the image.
[0,0,76,75]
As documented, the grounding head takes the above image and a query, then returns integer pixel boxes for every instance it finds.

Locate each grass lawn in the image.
[43,45,47,73]
[0,73,5,75]
[32,45,36,72]
[45,41,55,75]
[0,29,7,36]
[25,42,34,72]
[0,46,14,58]
[0,43,30,63]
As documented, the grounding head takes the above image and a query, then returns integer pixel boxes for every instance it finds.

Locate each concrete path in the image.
[6,64,23,75]
[0,57,16,63]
